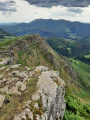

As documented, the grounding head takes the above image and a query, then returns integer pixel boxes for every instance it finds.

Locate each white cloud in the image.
[0,0,90,23]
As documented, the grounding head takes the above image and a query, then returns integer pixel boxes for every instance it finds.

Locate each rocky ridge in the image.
[0,34,80,120]
[0,34,78,85]
[0,64,66,120]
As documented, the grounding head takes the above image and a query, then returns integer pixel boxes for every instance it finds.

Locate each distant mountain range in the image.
[0,23,17,28]
[1,19,90,40]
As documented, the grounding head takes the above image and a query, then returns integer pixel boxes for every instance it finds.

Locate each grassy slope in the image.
[0,36,15,43]
[85,54,90,58]
[0,29,15,42]
[69,58,90,102]
[46,37,90,58]
[64,87,90,120]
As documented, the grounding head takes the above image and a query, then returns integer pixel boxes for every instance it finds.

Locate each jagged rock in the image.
[21,84,26,92]
[3,97,10,104]
[32,92,40,101]
[57,77,66,86]
[50,70,59,78]
[10,64,21,69]
[11,71,20,76]
[15,81,23,87]
[3,78,7,83]
[38,70,65,120]
[0,59,12,65]
[34,69,41,76]
[0,65,66,120]
[34,103,39,109]
[36,66,48,72]
[14,108,33,120]
[11,71,28,79]
[25,67,30,71]
[36,115,40,120]
[0,74,3,79]
[6,78,19,85]
[0,67,5,70]
[32,66,66,120]
[0,95,5,107]
[0,75,3,84]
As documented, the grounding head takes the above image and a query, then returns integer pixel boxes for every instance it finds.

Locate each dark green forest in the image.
[46,37,90,64]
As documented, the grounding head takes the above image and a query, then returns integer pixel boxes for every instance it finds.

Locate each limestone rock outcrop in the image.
[0,65,66,120]
[33,66,66,120]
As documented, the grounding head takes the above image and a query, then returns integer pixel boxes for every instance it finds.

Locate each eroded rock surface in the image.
[0,95,5,107]
[0,65,66,120]
[34,67,66,120]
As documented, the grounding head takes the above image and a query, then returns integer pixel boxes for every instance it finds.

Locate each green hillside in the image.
[46,37,90,65]
[0,29,15,42]
[64,87,90,120]
[63,59,90,120]
[69,58,90,101]
[46,37,90,57]
[85,54,90,58]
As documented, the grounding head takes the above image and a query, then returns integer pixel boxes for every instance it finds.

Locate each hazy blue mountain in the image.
[1,19,90,40]
[0,23,18,28]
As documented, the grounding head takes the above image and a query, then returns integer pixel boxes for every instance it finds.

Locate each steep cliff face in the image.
[33,66,66,120]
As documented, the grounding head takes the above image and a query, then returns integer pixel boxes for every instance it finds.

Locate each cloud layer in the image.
[0,0,16,12]
[67,8,83,14]
[0,0,90,23]
[24,0,90,7]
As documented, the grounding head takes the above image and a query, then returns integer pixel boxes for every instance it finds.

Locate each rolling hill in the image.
[1,19,90,40]
[46,37,90,60]
[0,29,15,42]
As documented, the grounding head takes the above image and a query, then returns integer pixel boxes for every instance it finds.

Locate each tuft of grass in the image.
[85,54,90,58]
[29,97,44,119]
[0,38,18,47]
[18,51,27,66]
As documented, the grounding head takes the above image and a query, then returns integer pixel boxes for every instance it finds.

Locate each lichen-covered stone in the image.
[0,65,66,120]
[0,95,5,107]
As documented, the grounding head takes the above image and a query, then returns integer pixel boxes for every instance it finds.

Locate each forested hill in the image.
[46,37,90,59]
[1,19,90,40]
[0,29,15,42]
[0,29,10,37]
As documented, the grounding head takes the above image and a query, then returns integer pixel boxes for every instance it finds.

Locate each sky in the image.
[0,0,90,23]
